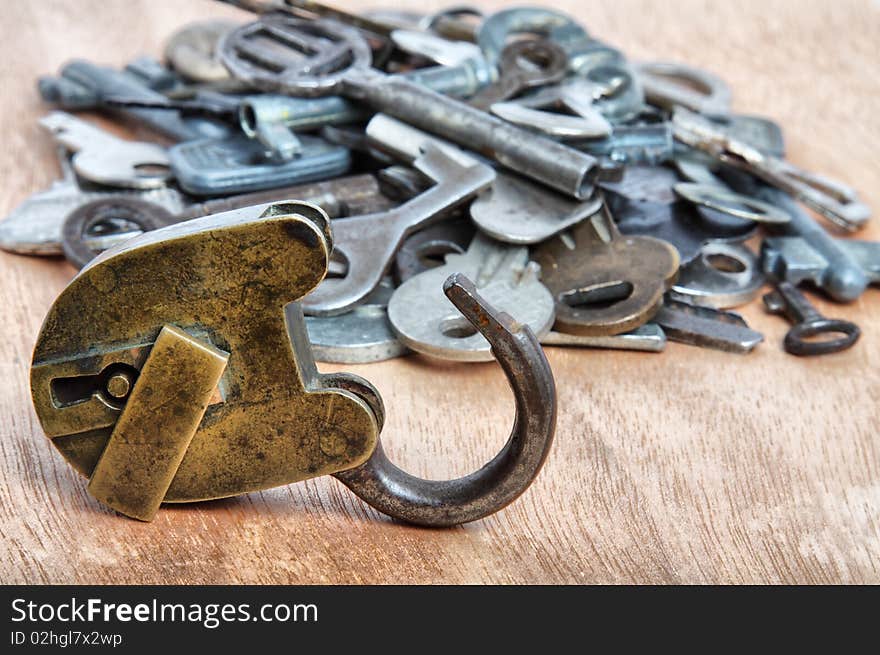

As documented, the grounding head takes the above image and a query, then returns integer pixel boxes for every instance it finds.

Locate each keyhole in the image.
[441,316,478,339]
[705,252,746,273]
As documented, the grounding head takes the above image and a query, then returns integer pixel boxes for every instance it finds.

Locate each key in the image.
[541,323,667,352]
[654,293,763,353]
[570,123,674,164]
[387,233,555,361]
[723,172,870,302]
[390,29,484,66]
[467,38,567,110]
[763,282,860,356]
[635,61,732,116]
[672,242,765,308]
[602,165,756,265]
[303,143,495,315]
[39,112,172,189]
[60,174,392,267]
[220,15,599,199]
[168,133,351,195]
[0,174,189,256]
[673,107,870,231]
[305,278,408,363]
[365,113,603,245]
[532,204,680,336]
[39,59,229,142]
[761,236,880,296]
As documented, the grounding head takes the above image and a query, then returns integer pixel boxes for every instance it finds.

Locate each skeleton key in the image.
[762,236,880,295]
[532,203,680,336]
[39,112,172,189]
[763,282,860,356]
[654,293,763,353]
[467,39,567,110]
[303,143,495,315]
[219,15,599,199]
[387,233,555,361]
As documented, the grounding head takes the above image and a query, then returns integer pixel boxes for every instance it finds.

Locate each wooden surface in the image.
[1,0,878,585]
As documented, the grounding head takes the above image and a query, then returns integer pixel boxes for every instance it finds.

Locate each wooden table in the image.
[1,0,877,585]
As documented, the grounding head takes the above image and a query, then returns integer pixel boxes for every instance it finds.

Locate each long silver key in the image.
[220,15,599,199]
[39,112,171,189]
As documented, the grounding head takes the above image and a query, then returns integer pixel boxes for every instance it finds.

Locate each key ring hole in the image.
[705,252,746,274]
[560,280,634,310]
[785,319,860,356]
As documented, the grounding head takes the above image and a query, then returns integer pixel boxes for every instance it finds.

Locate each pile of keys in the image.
[12,2,878,527]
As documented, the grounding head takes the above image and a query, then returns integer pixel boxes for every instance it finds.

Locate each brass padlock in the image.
[31,202,557,526]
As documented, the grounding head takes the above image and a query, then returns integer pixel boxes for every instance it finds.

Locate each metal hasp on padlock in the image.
[532,203,680,336]
[31,201,556,526]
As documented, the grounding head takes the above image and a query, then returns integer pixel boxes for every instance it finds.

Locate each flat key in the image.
[39,112,171,189]
[655,293,763,353]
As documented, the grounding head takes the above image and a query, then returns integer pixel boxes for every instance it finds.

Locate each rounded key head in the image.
[219,16,372,96]
[784,318,861,356]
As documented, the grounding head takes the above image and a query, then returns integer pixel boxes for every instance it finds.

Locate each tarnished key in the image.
[220,15,599,199]
[655,293,763,353]
[39,112,171,189]
[541,323,666,352]
[387,233,555,362]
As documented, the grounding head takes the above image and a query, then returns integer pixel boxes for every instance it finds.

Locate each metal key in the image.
[219,15,599,199]
[60,174,391,268]
[303,143,495,315]
[673,107,870,231]
[39,112,172,189]
[763,282,860,356]
[387,233,555,361]
[541,323,667,352]
[728,175,870,302]
[532,204,680,336]
[164,20,239,82]
[39,59,229,142]
[654,293,763,353]
[0,172,189,256]
[761,236,880,294]
[169,133,351,195]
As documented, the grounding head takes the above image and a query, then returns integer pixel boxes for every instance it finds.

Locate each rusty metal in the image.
[467,39,567,110]
[763,282,860,356]
[335,273,557,527]
[532,203,680,336]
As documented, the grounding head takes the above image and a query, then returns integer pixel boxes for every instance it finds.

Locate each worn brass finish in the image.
[31,201,380,503]
[533,204,680,336]
[87,325,229,521]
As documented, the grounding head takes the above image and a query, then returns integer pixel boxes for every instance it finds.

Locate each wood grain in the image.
[1,0,878,584]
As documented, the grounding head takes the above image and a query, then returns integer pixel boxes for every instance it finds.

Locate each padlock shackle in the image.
[334,273,557,527]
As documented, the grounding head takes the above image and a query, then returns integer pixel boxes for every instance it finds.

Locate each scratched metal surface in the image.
[0,0,877,584]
